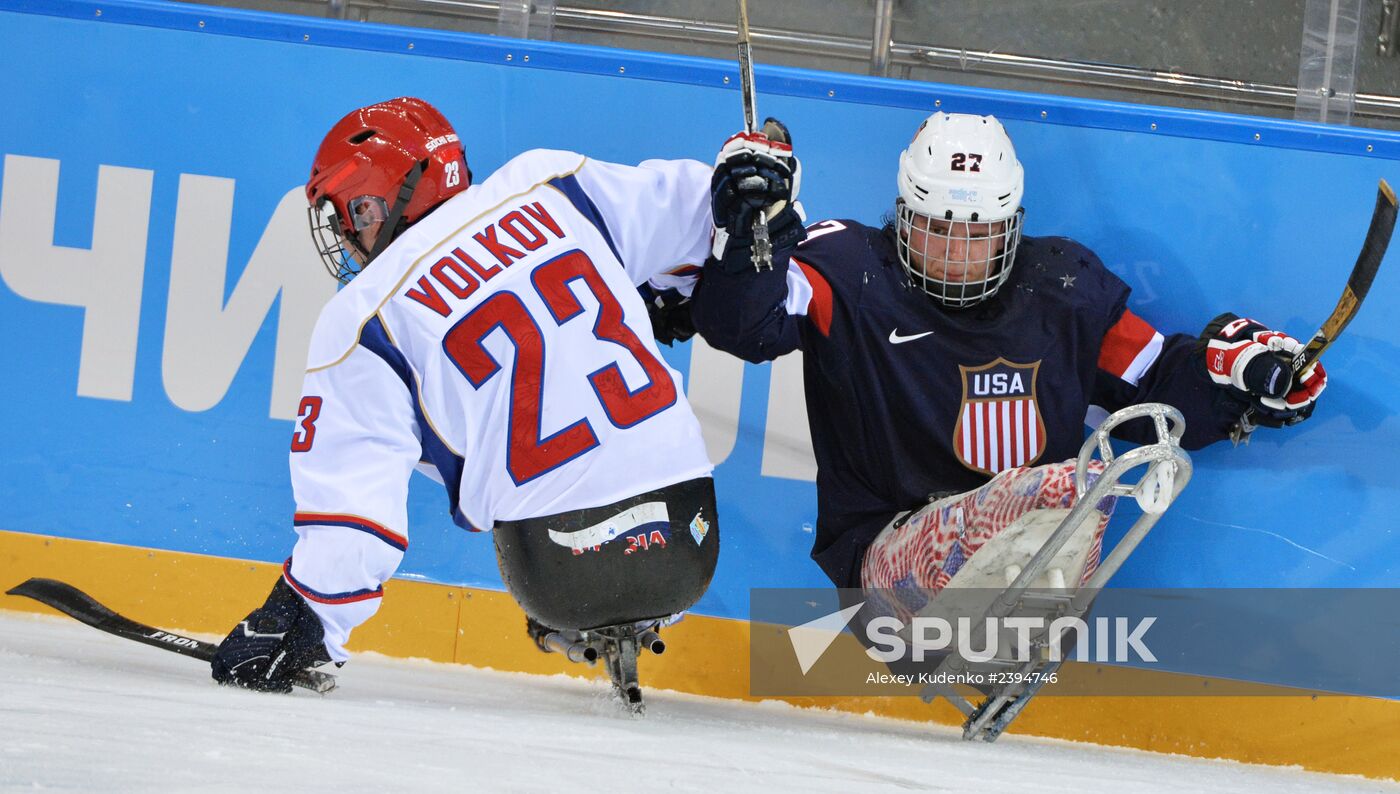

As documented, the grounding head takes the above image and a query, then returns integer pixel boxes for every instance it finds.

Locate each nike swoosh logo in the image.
[888,329,934,345]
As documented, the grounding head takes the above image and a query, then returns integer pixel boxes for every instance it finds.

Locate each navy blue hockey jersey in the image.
[692,219,1241,588]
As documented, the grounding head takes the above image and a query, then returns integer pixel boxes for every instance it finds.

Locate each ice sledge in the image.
[912,403,1193,741]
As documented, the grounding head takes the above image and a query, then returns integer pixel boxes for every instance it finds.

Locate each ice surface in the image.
[1,611,1394,793]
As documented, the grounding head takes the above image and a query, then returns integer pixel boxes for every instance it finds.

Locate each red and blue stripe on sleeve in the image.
[282,558,384,605]
[1097,309,1164,387]
[293,512,408,552]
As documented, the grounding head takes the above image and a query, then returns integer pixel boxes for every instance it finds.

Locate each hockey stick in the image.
[735,0,773,272]
[6,577,337,693]
[1294,179,1396,369]
[1231,178,1397,442]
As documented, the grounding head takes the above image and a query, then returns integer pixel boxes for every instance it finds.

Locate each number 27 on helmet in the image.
[896,112,1025,308]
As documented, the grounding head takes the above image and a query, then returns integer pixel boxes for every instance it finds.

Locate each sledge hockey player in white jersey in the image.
[210,97,724,704]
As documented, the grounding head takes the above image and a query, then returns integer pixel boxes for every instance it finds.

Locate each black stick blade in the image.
[1300,178,1398,369]
[8,577,218,660]
[7,577,336,693]
[1346,179,1396,304]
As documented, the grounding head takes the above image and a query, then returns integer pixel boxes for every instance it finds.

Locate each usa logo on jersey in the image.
[953,358,1046,476]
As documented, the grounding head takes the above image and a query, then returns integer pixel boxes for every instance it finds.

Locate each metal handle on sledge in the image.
[1072,403,1193,600]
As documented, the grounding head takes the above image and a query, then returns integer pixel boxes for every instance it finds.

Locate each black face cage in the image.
[308,203,367,285]
[307,164,426,286]
[896,203,1025,308]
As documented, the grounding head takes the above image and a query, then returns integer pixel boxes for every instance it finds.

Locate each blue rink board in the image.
[1,0,1399,639]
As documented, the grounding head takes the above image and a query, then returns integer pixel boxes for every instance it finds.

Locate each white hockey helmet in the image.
[896,112,1025,307]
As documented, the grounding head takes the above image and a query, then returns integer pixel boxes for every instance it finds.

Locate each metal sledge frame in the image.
[536,621,667,714]
[915,403,1194,741]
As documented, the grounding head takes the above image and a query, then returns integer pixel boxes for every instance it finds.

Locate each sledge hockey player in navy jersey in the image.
[210,97,721,703]
[691,112,1327,595]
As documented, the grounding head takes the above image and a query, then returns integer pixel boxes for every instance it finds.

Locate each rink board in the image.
[1,0,1399,773]
[2,530,1398,781]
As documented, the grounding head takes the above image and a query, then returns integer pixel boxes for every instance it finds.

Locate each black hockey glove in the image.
[639,284,697,346]
[211,577,332,693]
[710,118,806,271]
[1199,312,1327,427]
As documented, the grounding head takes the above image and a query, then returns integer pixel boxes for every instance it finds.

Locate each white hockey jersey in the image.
[281,150,714,659]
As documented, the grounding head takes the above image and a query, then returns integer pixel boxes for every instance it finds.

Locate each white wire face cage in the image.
[896,201,1024,308]
[307,200,369,285]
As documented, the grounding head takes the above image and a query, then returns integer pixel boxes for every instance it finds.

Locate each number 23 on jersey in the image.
[443,249,677,485]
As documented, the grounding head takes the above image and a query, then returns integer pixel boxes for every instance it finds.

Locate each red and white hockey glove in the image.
[1201,312,1327,427]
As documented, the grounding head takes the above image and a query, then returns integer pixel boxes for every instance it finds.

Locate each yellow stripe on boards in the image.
[0,529,1395,780]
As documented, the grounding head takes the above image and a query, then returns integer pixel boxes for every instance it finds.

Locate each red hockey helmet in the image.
[306,97,471,283]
